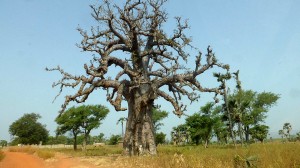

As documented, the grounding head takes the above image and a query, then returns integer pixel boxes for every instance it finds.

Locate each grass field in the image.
[5,142,300,167]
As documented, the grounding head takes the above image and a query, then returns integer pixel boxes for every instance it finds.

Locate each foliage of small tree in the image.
[155,132,166,145]
[108,134,122,145]
[216,70,279,145]
[171,124,190,146]
[92,133,106,143]
[9,113,49,145]
[211,106,229,144]
[278,130,284,142]
[47,0,229,155]
[283,123,292,141]
[296,132,300,141]
[0,140,8,147]
[46,135,68,145]
[56,105,109,150]
[185,103,215,147]
[249,125,269,143]
[152,107,168,133]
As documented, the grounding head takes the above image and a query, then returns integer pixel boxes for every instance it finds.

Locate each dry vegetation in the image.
[0,150,5,161]
[5,142,300,167]
[115,143,300,168]
[8,146,55,160]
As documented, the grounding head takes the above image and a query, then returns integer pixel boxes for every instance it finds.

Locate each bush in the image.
[108,135,121,145]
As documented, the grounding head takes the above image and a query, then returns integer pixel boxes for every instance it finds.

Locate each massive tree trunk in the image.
[123,84,157,156]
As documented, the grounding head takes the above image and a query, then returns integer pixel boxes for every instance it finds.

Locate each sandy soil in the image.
[0,151,104,168]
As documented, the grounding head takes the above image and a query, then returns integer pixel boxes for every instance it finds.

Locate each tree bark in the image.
[244,125,249,143]
[123,85,157,156]
[82,134,87,152]
[238,122,244,146]
[73,133,77,151]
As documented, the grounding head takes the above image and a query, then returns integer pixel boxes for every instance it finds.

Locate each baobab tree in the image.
[47,0,229,155]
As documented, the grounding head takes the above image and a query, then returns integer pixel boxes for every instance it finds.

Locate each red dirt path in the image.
[0,151,98,168]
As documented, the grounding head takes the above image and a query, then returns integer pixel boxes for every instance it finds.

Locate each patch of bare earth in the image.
[0,151,116,168]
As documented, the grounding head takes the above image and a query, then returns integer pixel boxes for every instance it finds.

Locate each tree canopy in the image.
[9,113,49,145]
[56,105,109,150]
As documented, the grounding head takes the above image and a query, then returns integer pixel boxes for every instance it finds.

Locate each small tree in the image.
[56,105,109,151]
[155,132,166,145]
[185,103,215,148]
[283,123,292,141]
[152,107,168,133]
[296,132,300,141]
[9,113,49,145]
[278,130,284,142]
[108,134,122,145]
[92,133,106,143]
[249,125,269,143]
[171,124,190,146]
[0,140,8,147]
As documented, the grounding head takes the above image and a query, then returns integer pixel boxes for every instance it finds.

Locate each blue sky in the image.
[1,0,300,141]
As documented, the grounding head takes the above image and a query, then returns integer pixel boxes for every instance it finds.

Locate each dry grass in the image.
[8,146,55,160]
[88,143,300,168]
[14,143,299,167]
[0,150,5,161]
[36,150,55,160]
[8,146,36,154]
[48,145,123,157]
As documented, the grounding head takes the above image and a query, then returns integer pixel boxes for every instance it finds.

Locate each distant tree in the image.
[56,107,82,150]
[92,133,106,143]
[108,134,122,145]
[249,125,269,143]
[211,105,229,144]
[185,103,215,147]
[117,117,127,138]
[47,0,229,155]
[152,107,168,133]
[278,130,284,142]
[283,123,292,141]
[171,124,190,146]
[296,132,300,141]
[56,105,109,150]
[216,70,279,145]
[9,113,49,145]
[214,72,237,146]
[0,140,8,147]
[46,135,68,145]
[155,132,166,145]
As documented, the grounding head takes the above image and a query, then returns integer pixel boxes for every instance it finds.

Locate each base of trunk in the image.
[123,94,157,156]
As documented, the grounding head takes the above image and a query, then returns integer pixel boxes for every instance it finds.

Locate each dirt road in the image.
[0,151,98,168]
